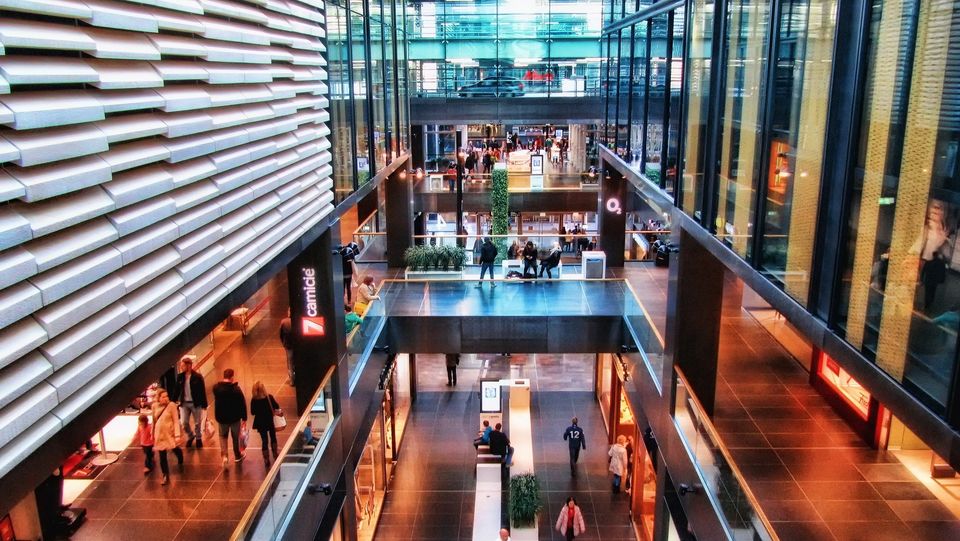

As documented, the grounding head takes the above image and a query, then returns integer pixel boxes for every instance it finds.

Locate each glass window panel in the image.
[715,0,770,258]
[329,4,355,205]
[629,22,648,170]
[681,0,714,220]
[837,0,960,415]
[664,8,685,196]
[758,0,836,302]
[370,8,388,173]
[616,28,631,153]
[350,7,371,184]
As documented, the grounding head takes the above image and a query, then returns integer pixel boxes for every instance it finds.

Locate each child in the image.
[137,414,155,474]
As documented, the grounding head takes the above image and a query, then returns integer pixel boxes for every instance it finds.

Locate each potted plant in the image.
[451,245,467,271]
[403,246,423,270]
[438,245,453,271]
[509,473,542,528]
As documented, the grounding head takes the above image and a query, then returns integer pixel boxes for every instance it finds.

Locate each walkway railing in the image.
[232,366,338,541]
[673,366,779,541]
[232,293,386,539]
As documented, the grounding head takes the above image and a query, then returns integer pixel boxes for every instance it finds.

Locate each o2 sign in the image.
[300,267,326,337]
[606,197,622,215]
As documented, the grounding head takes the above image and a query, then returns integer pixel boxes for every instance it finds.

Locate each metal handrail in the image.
[231,365,338,540]
[674,365,780,541]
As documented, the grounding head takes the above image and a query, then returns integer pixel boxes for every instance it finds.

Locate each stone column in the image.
[385,158,414,267]
[599,164,627,267]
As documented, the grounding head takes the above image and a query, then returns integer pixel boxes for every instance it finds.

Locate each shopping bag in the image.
[203,417,216,442]
[239,425,249,452]
[273,410,287,431]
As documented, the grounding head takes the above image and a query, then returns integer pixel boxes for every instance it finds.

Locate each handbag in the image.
[203,417,216,441]
[270,395,287,430]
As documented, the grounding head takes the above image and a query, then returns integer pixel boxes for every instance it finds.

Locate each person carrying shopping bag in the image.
[250,381,282,466]
[152,388,184,485]
[555,497,586,541]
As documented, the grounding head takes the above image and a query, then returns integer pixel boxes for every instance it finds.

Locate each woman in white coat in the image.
[152,388,184,485]
[608,434,628,494]
[555,497,586,540]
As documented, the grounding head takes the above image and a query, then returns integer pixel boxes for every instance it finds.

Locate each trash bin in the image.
[582,250,606,279]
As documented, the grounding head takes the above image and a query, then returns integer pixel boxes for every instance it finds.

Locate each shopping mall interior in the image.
[2,0,960,540]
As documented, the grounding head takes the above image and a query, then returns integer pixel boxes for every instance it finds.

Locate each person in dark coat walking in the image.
[250,381,280,465]
[445,353,460,386]
[563,417,586,475]
[213,368,248,468]
[174,357,208,449]
[478,238,498,287]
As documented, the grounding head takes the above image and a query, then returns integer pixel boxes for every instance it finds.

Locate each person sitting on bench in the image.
[474,420,493,448]
[488,423,514,466]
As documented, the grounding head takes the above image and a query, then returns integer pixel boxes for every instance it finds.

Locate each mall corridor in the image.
[373,355,634,540]
[67,277,298,541]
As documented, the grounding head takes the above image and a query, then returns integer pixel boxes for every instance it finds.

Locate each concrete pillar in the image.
[599,165,627,267]
[287,222,346,414]
[385,159,414,267]
[664,227,725,416]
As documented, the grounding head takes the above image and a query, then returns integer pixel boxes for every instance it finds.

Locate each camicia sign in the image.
[301,267,325,337]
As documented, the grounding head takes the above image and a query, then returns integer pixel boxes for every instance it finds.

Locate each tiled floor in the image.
[374,356,635,541]
[69,276,297,541]
[713,299,960,540]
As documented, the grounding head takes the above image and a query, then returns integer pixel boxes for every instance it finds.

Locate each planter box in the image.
[404,268,464,280]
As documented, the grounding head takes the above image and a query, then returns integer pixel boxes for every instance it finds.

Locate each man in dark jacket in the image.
[174,357,208,449]
[213,368,248,467]
[445,353,459,386]
[478,238,498,287]
[563,417,586,475]
[488,423,514,466]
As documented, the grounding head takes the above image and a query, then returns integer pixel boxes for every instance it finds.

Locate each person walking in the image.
[279,310,295,386]
[555,497,586,541]
[152,388,184,485]
[563,417,586,475]
[445,353,459,386]
[213,368,248,468]
[522,240,538,279]
[175,357,207,448]
[136,414,154,475]
[608,435,629,493]
[250,381,280,466]
[478,237,498,287]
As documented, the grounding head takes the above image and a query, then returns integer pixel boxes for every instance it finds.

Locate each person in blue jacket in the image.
[563,417,586,475]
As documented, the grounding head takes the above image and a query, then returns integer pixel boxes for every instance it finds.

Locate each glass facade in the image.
[329,0,410,203]
[604,0,960,421]
[404,0,604,98]
[601,1,685,195]
[838,0,960,415]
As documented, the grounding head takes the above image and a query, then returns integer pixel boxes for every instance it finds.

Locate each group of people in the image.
[137,359,286,485]
[559,224,596,255]
[480,417,622,540]
[506,240,564,279]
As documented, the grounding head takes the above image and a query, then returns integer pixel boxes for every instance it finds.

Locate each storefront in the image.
[596,353,663,540]
[355,354,412,541]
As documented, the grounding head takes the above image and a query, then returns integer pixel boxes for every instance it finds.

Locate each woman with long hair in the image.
[152,388,184,485]
[250,381,280,465]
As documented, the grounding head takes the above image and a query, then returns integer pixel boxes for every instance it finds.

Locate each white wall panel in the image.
[0,0,332,480]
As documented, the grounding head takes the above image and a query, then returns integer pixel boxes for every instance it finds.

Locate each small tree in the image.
[509,473,542,528]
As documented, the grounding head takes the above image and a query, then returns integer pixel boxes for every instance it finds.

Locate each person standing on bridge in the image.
[563,417,586,475]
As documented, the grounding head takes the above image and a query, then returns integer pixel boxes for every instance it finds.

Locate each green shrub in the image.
[509,473,542,528]
[491,167,509,262]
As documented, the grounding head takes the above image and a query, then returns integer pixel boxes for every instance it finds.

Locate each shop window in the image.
[817,354,870,419]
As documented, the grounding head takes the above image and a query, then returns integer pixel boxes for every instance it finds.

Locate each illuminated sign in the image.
[300,267,325,336]
[302,317,326,337]
[606,197,622,215]
[481,379,501,413]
